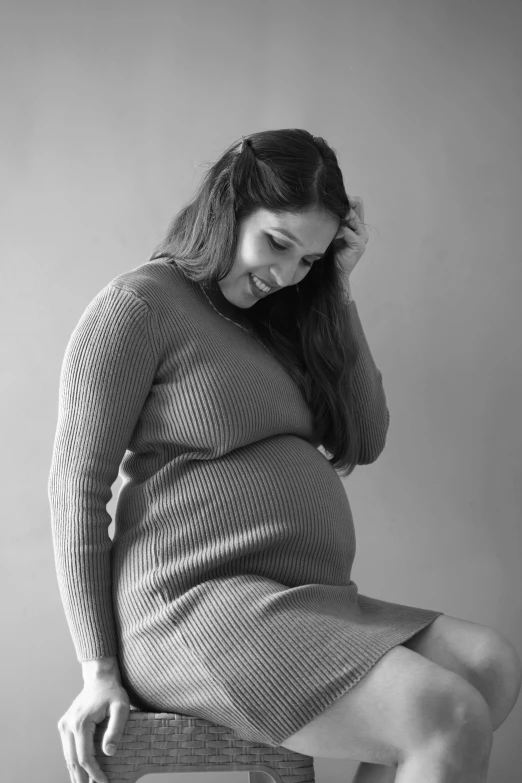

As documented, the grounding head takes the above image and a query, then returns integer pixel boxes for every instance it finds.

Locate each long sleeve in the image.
[347,299,390,464]
[48,284,160,662]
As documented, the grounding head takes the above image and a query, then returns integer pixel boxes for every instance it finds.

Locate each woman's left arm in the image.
[334,196,390,464]
[345,296,390,464]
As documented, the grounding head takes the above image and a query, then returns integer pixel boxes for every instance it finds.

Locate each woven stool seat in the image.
[92,706,315,783]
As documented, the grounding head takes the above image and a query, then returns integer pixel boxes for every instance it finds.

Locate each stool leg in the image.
[249,772,277,783]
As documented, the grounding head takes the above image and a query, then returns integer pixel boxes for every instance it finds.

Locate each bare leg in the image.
[351,761,397,783]
[352,644,520,783]
[395,733,492,782]
[278,645,495,781]
[352,732,491,783]
[352,730,492,783]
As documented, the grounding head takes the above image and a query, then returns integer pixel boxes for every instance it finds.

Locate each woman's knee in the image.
[279,644,493,763]
[413,665,494,752]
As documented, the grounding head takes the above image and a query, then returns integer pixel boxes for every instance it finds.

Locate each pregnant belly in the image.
[116,435,356,603]
[175,434,354,579]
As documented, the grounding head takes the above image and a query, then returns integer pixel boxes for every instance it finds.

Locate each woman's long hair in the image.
[149,128,361,477]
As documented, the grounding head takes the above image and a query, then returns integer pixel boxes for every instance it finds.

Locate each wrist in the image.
[81,655,121,683]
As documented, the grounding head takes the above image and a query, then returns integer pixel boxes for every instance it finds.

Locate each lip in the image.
[254,274,275,287]
[249,272,275,296]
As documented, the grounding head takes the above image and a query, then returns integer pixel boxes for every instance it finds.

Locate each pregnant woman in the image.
[50,129,521,783]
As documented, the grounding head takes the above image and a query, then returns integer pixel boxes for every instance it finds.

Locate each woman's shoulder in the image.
[106,258,198,314]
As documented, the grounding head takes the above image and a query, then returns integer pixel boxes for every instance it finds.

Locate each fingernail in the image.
[106,744,116,754]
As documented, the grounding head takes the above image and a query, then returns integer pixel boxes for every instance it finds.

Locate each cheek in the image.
[238,237,268,272]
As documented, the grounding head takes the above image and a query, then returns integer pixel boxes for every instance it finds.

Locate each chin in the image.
[220,284,252,309]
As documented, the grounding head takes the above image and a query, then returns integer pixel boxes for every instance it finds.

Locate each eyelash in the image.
[267,235,315,268]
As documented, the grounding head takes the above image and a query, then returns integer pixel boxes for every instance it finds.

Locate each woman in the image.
[50,129,521,783]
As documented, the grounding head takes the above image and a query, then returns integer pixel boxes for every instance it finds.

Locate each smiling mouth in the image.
[254,274,274,287]
[249,273,274,294]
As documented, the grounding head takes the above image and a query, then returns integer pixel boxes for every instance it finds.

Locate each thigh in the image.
[402,613,511,669]
[402,614,521,696]
[279,643,489,764]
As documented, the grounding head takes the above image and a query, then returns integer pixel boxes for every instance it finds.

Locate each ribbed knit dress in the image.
[48,258,444,747]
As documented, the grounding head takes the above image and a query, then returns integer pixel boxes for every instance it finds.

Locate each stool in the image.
[92,706,315,783]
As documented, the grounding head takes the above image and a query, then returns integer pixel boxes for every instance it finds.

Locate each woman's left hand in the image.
[333,195,369,277]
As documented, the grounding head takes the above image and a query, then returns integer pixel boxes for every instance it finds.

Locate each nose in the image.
[269,263,299,289]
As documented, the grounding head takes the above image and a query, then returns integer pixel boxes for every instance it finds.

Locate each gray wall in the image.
[2,0,521,780]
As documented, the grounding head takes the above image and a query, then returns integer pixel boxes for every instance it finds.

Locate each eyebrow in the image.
[268,226,324,258]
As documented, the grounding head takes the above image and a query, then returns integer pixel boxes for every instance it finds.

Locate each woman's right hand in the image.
[57,674,131,783]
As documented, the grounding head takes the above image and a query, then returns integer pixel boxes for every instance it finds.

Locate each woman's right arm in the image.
[81,655,122,682]
[48,283,159,662]
[59,655,131,783]
[49,283,160,783]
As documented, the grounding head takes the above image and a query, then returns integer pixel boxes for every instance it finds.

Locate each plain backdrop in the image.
[2,1,521,781]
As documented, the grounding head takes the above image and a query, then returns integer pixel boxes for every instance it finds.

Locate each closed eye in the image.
[267,235,288,252]
[267,235,315,268]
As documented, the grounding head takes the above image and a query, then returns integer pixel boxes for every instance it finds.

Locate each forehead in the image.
[252,208,339,241]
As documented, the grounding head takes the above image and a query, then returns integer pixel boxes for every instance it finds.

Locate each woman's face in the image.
[218,207,340,308]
